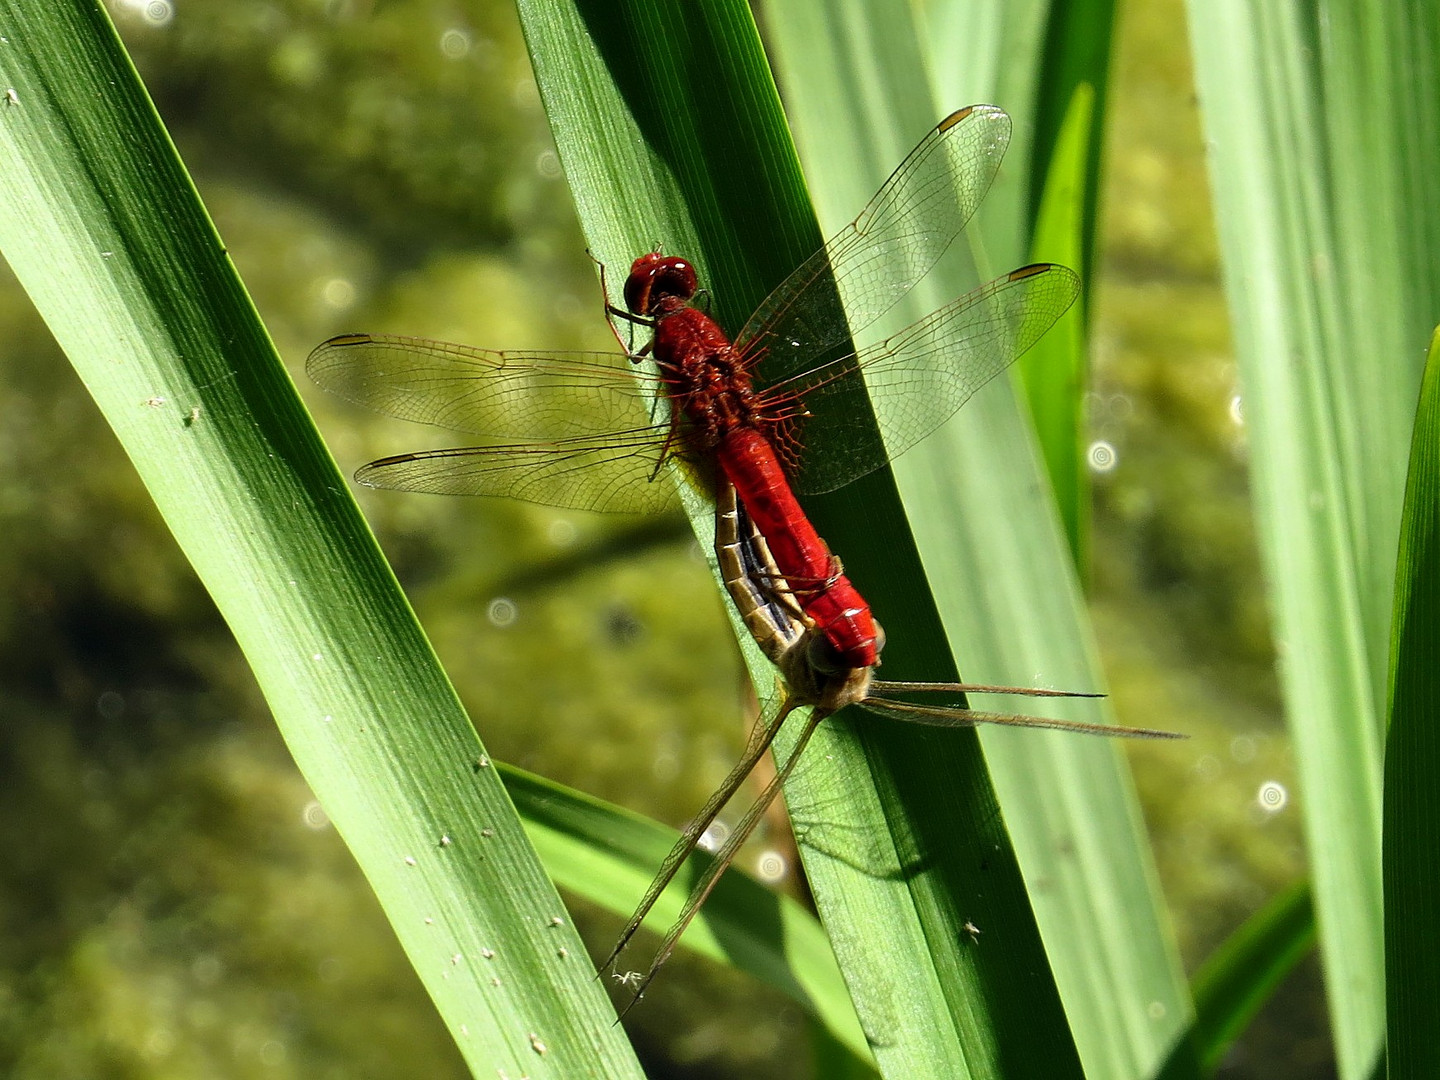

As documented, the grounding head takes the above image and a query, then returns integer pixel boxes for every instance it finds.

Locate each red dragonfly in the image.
[309,104,1178,1003]
[307,105,1078,673]
[597,480,1180,1004]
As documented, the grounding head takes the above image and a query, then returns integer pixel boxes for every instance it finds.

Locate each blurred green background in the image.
[0,0,1325,1076]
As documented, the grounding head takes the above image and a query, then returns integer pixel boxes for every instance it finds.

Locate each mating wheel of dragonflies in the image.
[308,104,1179,1008]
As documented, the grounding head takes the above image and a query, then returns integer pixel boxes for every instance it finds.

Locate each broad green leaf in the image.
[0,3,641,1074]
[1186,6,1440,1076]
[768,7,1189,1080]
[1384,327,1440,1080]
[519,0,1104,1075]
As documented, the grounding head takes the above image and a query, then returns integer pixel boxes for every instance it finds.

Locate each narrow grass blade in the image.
[1028,0,1119,279]
[1023,81,1094,564]
[1190,881,1315,1073]
[768,6,1190,1079]
[0,4,641,1073]
[1384,327,1440,1080]
[1186,6,1440,1075]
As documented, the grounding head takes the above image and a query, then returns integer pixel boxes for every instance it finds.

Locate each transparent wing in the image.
[736,105,1012,385]
[353,427,681,514]
[307,333,665,442]
[765,264,1081,495]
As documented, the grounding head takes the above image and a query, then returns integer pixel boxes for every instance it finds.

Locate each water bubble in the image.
[552,292,583,322]
[1229,735,1256,763]
[535,149,562,179]
[755,850,787,883]
[1229,394,1245,425]
[439,28,471,59]
[650,748,678,782]
[1087,440,1118,473]
[548,518,577,547]
[487,597,517,627]
[1257,781,1288,812]
[511,77,540,111]
[1194,754,1221,781]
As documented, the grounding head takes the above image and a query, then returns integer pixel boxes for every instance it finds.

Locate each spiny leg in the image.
[616,706,830,1015]
[600,694,803,976]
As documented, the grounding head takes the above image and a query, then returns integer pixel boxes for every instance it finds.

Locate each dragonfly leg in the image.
[616,705,829,1016]
[588,248,655,354]
[599,694,804,978]
[646,402,685,484]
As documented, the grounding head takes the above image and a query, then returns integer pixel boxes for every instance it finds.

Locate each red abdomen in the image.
[718,429,880,669]
[650,302,880,670]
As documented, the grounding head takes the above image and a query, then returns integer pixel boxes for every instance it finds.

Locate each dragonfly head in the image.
[625,254,698,317]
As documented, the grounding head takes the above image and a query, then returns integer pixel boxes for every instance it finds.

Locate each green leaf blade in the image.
[1384,326,1440,1080]
[1190,882,1316,1072]
[522,0,1107,1075]
[1023,80,1095,565]
[0,3,644,1074]
[499,762,879,1073]
[1186,3,1440,1076]
[770,6,1191,1080]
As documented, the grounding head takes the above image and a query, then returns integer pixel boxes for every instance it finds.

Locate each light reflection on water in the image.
[698,820,729,853]
[1257,781,1288,812]
[439,28,471,60]
[1088,439,1118,473]
[755,850,787,884]
[486,596,517,627]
